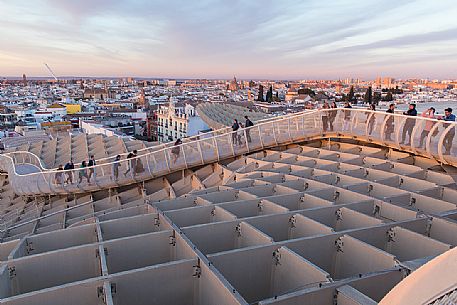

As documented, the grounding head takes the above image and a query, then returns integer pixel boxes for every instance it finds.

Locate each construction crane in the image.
[43,63,58,81]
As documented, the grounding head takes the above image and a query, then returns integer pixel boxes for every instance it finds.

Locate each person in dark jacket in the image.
[442,108,456,154]
[244,116,254,143]
[231,119,240,145]
[401,103,417,145]
[64,160,74,184]
[385,104,395,141]
[88,155,96,182]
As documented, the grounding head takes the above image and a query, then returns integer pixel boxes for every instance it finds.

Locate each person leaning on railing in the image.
[401,103,417,145]
[328,102,337,131]
[320,102,330,132]
[385,104,395,141]
[342,102,352,131]
[419,107,436,148]
[366,104,376,135]
[441,108,456,155]
[231,119,240,145]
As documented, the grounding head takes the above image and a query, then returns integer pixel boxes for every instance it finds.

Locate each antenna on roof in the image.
[44,63,58,81]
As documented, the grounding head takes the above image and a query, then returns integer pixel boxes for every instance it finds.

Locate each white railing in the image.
[0,108,455,196]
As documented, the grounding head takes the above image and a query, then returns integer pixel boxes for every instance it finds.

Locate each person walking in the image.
[78,161,89,184]
[329,102,338,131]
[401,103,417,145]
[88,155,96,182]
[419,107,436,148]
[231,119,240,145]
[124,150,137,177]
[385,104,395,141]
[237,122,245,145]
[342,102,352,131]
[171,139,182,163]
[442,107,456,155]
[55,165,64,186]
[112,155,121,181]
[366,104,376,135]
[321,102,330,132]
[244,115,254,143]
[64,160,74,184]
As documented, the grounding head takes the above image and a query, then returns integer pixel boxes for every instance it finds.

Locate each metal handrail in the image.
[0,110,310,176]
[0,111,282,171]
[0,108,455,196]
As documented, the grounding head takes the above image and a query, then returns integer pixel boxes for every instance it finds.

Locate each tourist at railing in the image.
[54,165,64,186]
[419,107,436,148]
[245,116,254,143]
[231,119,240,145]
[366,104,376,135]
[171,139,182,163]
[321,102,330,132]
[112,155,121,181]
[88,155,96,181]
[237,122,245,145]
[124,150,137,177]
[135,154,145,174]
[64,160,74,184]
[385,104,395,141]
[401,103,417,145]
[342,102,352,131]
[329,102,338,132]
[78,161,89,184]
[441,108,456,155]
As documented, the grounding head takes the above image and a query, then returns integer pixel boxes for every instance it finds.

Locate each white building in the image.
[157,99,208,142]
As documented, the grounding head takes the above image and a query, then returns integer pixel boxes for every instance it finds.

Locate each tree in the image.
[348,86,355,102]
[363,86,372,104]
[373,92,382,105]
[384,92,393,101]
[257,85,264,102]
[298,88,315,96]
[266,86,274,103]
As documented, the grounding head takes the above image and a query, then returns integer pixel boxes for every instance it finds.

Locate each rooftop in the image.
[0,108,456,304]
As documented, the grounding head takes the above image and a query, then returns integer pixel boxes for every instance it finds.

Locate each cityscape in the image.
[1,76,457,146]
[1,0,457,305]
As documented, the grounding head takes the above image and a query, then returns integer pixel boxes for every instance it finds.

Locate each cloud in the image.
[0,0,456,78]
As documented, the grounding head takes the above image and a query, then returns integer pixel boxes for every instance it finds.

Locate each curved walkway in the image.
[0,108,456,196]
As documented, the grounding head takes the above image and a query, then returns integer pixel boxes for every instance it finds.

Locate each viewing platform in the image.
[0,108,456,196]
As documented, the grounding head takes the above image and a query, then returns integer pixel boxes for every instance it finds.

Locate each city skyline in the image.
[1,0,457,79]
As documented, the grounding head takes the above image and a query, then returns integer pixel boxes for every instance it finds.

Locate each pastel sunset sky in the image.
[1,0,456,79]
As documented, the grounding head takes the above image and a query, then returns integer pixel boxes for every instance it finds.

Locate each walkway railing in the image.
[0,108,455,196]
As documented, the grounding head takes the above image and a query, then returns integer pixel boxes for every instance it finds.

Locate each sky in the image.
[1,0,457,79]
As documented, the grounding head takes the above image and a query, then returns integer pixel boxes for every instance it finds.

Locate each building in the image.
[157,98,208,142]
[228,76,239,91]
[83,88,107,100]
[45,103,67,117]
[63,104,81,115]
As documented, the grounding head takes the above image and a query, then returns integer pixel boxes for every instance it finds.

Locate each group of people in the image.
[388,103,456,154]
[320,102,456,154]
[55,155,97,186]
[320,101,354,132]
[54,150,146,186]
[231,115,254,145]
